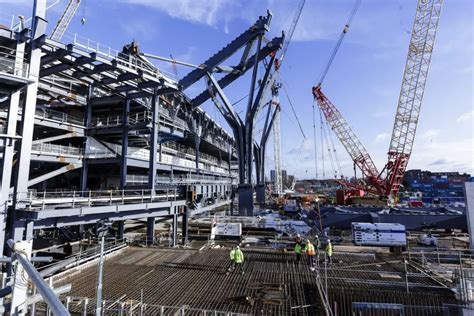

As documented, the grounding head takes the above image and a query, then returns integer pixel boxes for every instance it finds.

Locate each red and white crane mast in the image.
[384,0,444,198]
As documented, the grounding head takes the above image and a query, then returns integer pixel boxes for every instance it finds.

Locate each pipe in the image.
[7,240,70,316]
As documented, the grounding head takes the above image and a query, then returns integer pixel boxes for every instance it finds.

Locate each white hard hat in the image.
[327,239,331,242]
[236,245,240,249]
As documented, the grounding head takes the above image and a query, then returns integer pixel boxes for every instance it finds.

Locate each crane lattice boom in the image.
[384,0,443,197]
[50,0,81,42]
[313,86,380,185]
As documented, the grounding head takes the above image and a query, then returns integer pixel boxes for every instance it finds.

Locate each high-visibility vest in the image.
[305,243,315,256]
[295,243,302,254]
[234,249,244,263]
[230,249,235,261]
[325,243,333,256]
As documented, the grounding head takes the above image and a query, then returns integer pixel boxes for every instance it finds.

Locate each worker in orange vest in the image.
[304,239,316,271]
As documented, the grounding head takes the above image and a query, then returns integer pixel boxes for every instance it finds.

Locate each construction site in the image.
[0,0,473,315]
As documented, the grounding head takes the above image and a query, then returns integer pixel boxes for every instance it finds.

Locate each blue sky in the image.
[2,0,472,180]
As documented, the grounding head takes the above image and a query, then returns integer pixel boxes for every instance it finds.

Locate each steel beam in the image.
[28,163,82,187]
[178,12,272,90]
[190,35,284,108]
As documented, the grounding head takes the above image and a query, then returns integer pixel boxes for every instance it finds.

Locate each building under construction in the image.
[1,0,474,315]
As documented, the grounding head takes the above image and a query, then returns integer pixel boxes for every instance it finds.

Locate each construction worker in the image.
[233,246,245,274]
[304,239,316,270]
[228,246,236,272]
[294,242,302,264]
[325,239,333,264]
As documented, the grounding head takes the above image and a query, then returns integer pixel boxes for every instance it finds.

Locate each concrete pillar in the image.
[146,217,155,245]
[464,182,474,249]
[238,184,253,216]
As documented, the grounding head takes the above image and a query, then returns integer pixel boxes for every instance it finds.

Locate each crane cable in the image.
[317,0,361,87]
[319,107,336,178]
[326,120,342,177]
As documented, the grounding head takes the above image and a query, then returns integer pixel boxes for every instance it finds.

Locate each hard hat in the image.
[327,239,331,242]
[236,246,240,249]
[296,234,300,238]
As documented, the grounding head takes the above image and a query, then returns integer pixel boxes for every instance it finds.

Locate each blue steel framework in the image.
[0,2,283,259]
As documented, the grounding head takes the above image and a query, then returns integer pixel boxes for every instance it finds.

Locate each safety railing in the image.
[15,188,179,211]
[39,239,128,276]
[0,44,29,78]
[126,174,148,185]
[0,12,16,30]
[155,174,233,185]
[85,145,120,158]
[35,108,84,125]
[59,31,178,82]
[31,143,83,157]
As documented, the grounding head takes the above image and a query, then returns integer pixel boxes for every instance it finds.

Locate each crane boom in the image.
[384,0,443,198]
[50,0,81,42]
[313,86,380,185]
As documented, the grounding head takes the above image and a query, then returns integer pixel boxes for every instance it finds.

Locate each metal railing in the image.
[59,31,178,82]
[155,174,233,185]
[0,44,29,77]
[35,108,84,126]
[0,12,16,30]
[15,188,179,211]
[31,143,83,157]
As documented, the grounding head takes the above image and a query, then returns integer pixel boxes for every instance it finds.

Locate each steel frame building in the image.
[0,1,282,255]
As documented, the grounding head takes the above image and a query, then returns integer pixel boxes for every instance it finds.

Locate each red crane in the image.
[313,0,444,202]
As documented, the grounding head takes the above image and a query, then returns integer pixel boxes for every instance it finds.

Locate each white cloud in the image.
[374,132,390,143]
[119,0,234,27]
[456,110,474,122]
[420,129,440,141]
[409,137,474,174]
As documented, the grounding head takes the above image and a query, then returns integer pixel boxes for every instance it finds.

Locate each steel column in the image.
[148,93,159,191]
[0,39,26,255]
[171,211,178,247]
[81,85,93,192]
[117,221,124,240]
[146,217,155,245]
[181,207,188,245]
[119,98,130,189]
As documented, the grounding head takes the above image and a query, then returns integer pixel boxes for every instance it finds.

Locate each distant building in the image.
[282,170,287,185]
[401,169,473,205]
[270,170,276,183]
[270,169,288,185]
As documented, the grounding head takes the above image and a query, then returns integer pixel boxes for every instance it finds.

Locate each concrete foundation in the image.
[238,184,254,216]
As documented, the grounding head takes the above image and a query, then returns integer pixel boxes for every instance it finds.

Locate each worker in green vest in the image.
[233,246,245,275]
[325,239,333,264]
[304,239,316,270]
[294,242,302,264]
[228,246,236,272]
